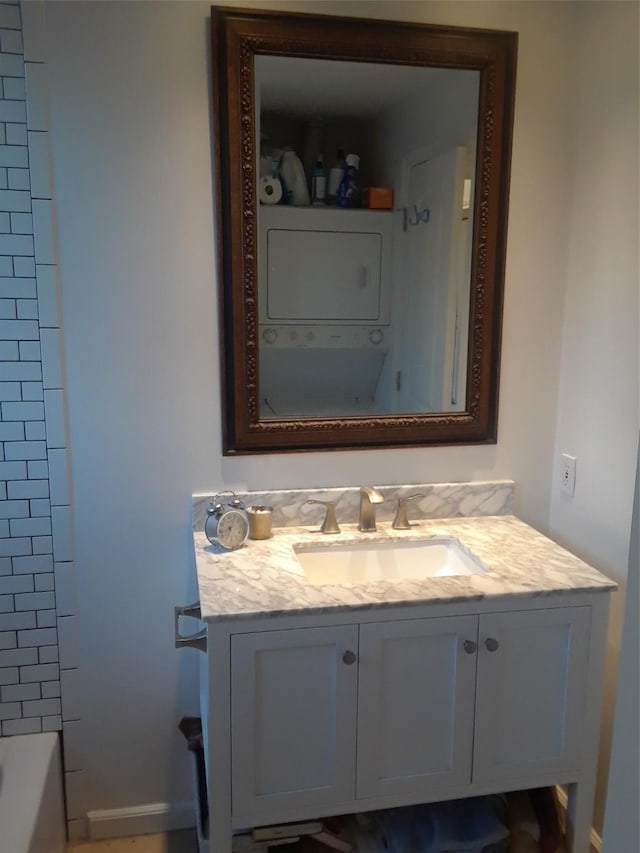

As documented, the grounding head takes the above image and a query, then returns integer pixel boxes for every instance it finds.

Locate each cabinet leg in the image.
[208,821,233,853]
[566,781,594,853]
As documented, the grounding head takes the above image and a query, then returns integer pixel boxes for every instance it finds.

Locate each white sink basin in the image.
[294,537,487,586]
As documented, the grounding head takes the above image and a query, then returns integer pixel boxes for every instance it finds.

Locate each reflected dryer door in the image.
[266,227,383,322]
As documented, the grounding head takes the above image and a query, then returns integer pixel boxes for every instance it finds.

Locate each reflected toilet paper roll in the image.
[259,176,283,205]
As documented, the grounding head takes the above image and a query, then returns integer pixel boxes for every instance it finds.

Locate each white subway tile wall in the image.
[1,1,76,744]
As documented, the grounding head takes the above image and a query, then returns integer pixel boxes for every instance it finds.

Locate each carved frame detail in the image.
[213,7,517,453]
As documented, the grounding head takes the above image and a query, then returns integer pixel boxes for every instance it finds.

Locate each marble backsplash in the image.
[192,480,514,532]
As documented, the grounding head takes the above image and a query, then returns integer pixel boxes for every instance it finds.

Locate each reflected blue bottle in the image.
[337,154,361,208]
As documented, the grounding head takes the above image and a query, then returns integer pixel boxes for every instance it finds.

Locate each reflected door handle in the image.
[485,637,499,652]
[463,640,477,654]
[342,650,357,665]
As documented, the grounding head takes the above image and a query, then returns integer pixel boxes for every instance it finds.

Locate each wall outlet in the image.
[560,453,577,496]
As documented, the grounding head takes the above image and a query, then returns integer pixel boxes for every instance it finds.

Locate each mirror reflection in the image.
[255,56,479,419]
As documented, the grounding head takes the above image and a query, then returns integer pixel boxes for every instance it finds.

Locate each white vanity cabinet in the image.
[472,607,591,785]
[202,598,605,853]
[356,615,479,800]
[231,625,359,825]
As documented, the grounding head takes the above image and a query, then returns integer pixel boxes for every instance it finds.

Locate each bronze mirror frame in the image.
[212,5,517,454]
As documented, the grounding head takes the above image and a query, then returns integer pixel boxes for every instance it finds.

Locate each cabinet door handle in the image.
[463,640,477,654]
[342,650,357,665]
[485,637,500,652]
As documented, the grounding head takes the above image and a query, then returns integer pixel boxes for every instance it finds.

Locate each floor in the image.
[66,830,199,852]
[63,830,583,852]
[66,832,311,853]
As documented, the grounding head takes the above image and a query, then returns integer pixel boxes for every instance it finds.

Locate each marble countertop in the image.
[194,515,616,622]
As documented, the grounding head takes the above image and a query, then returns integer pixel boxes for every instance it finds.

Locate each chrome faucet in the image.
[358,486,384,532]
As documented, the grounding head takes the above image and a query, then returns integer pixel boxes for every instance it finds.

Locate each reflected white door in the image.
[395,147,471,412]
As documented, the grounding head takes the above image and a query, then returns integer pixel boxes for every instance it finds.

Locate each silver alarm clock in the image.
[204,491,249,551]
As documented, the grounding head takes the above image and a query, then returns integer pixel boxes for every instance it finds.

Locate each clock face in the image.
[216,509,249,550]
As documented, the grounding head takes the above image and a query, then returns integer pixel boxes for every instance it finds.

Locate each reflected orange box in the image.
[363,186,394,210]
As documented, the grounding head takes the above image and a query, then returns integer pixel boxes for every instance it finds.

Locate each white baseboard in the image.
[87,800,196,840]
[86,791,604,850]
[555,786,602,853]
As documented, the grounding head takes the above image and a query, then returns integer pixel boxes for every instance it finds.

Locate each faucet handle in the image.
[392,493,425,530]
[306,499,341,534]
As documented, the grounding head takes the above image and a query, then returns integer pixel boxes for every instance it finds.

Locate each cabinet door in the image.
[473,607,591,783]
[356,615,478,799]
[231,625,358,826]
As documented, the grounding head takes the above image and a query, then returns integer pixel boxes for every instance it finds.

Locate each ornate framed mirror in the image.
[212,6,517,454]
